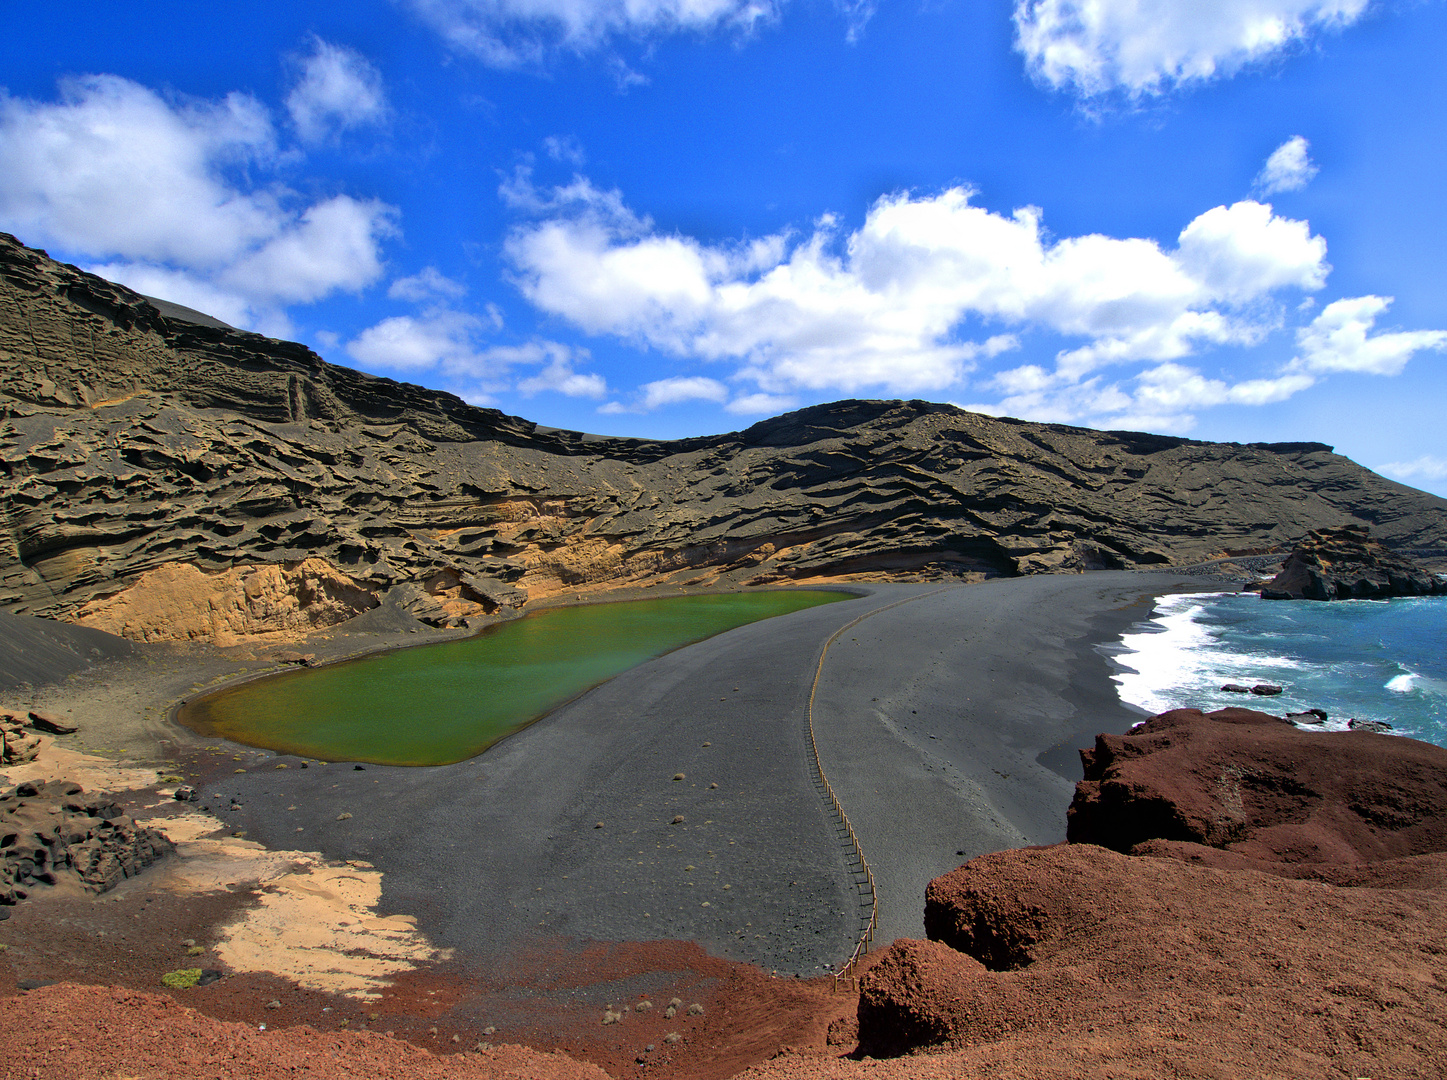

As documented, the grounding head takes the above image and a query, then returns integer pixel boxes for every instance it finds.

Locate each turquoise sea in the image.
[1109,592,1447,748]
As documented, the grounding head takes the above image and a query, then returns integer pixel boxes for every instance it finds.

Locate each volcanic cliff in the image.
[3,232,1446,642]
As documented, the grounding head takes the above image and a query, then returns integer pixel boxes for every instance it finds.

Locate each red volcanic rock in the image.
[855,939,1025,1058]
[1066,706,1447,870]
[844,706,1447,1073]
[852,844,1447,1070]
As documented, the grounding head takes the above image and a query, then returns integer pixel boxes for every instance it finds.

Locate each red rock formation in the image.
[852,708,1447,1075]
[1066,706,1447,869]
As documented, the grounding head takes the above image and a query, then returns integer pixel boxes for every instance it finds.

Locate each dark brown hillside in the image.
[3,231,1444,640]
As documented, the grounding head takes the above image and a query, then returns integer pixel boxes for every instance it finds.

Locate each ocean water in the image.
[1109,592,1447,747]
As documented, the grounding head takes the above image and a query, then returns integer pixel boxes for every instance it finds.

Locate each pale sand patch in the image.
[0,740,167,795]
[146,810,452,999]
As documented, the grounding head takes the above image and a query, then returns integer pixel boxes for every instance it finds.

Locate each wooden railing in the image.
[804,587,952,991]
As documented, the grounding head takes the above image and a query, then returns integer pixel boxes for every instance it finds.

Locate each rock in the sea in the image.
[1066,706,1447,868]
[1349,718,1394,733]
[1260,523,1446,600]
[0,780,174,904]
[1248,683,1282,695]
[1220,683,1252,693]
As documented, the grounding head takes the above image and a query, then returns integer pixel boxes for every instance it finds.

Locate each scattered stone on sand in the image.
[1,983,611,1080]
[1260,523,1446,600]
[0,779,173,904]
[27,711,78,735]
[673,773,686,781]
[687,1003,704,1015]
[670,815,685,825]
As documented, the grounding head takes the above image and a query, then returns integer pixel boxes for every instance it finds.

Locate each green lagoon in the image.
[179,590,850,766]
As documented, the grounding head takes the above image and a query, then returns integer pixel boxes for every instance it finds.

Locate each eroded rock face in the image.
[1,712,44,764]
[1260,523,1446,600]
[1,779,174,903]
[1066,706,1447,868]
[73,557,379,644]
[4,231,1446,643]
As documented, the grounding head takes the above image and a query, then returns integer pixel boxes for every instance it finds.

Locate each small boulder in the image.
[1348,718,1393,734]
[28,711,78,735]
[1220,683,1252,694]
[1249,684,1283,696]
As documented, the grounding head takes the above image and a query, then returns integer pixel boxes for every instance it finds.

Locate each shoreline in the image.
[1,569,1237,1075]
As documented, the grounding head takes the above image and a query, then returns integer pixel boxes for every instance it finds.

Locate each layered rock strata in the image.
[1260,522,1446,600]
[1,778,174,904]
[5,232,1447,642]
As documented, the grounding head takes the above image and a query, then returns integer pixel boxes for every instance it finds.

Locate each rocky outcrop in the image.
[1,712,44,764]
[856,708,1447,1068]
[1260,522,1446,600]
[1,779,174,904]
[1066,706,1447,870]
[4,232,1447,642]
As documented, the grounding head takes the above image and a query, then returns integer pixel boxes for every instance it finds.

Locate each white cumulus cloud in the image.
[1013,0,1372,99]
[512,342,609,397]
[1254,135,1319,195]
[348,310,603,403]
[347,309,490,374]
[286,38,389,143]
[505,178,1329,401]
[0,73,396,332]
[1292,295,1447,376]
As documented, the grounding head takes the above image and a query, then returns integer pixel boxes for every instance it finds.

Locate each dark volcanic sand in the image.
[204,572,1219,976]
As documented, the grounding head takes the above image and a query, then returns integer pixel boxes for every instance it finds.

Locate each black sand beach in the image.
[197,571,1221,976]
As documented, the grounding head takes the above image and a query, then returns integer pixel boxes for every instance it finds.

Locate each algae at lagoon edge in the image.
[179,590,850,766]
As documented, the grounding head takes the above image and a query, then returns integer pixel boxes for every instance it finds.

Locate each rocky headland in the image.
[4,231,1446,645]
[1260,522,1446,600]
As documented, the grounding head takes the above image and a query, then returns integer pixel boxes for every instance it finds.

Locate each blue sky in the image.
[2,1,1444,495]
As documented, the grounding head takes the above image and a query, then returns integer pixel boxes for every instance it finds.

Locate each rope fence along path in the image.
[804,586,956,991]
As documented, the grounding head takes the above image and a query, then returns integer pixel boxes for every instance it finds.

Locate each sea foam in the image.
[1108,592,1447,749]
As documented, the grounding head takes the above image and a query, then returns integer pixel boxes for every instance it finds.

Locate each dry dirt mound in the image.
[5,231,1446,639]
[0,982,608,1080]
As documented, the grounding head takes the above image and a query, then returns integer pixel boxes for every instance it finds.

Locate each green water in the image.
[179,590,850,766]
